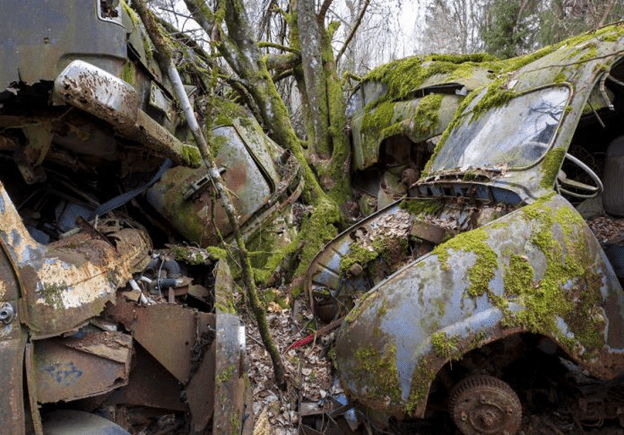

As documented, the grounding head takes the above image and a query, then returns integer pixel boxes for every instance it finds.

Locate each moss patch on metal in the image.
[431,331,460,359]
[352,342,402,405]
[181,144,202,167]
[399,198,444,217]
[404,360,437,415]
[364,54,499,103]
[40,282,67,310]
[505,198,605,354]
[433,228,498,297]
[217,363,236,384]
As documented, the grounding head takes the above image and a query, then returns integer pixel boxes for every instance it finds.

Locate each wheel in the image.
[449,375,522,435]
[42,410,130,435]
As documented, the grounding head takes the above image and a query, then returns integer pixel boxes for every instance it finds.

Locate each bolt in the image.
[0,303,15,324]
[461,411,468,421]
[507,406,514,414]
[480,394,487,404]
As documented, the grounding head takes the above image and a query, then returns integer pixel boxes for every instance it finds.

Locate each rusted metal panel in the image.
[103,344,186,412]
[187,340,216,432]
[34,331,132,403]
[25,343,43,435]
[0,179,151,337]
[0,0,126,88]
[213,312,250,435]
[0,241,20,303]
[54,60,140,130]
[105,299,197,384]
[53,61,199,168]
[146,124,273,246]
[0,318,27,435]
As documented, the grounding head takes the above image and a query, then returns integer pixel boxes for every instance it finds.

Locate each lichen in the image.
[40,282,67,310]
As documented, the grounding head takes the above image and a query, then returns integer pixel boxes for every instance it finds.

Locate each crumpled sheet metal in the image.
[336,195,624,417]
[34,331,132,403]
[213,312,252,435]
[0,180,151,337]
[305,203,410,309]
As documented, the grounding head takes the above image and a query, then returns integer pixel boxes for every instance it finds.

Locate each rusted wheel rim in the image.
[449,375,522,435]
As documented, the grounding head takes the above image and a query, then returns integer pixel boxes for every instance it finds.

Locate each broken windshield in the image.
[429,86,570,172]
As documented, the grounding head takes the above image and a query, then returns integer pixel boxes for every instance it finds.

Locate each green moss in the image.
[431,332,459,359]
[353,343,402,403]
[433,228,498,297]
[500,198,605,353]
[540,147,566,189]
[411,93,444,137]
[364,55,501,104]
[340,242,378,273]
[229,409,241,433]
[400,198,444,217]
[577,43,598,63]
[217,363,236,384]
[503,254,534,295]
[181,144,202,167]
[121,61,136,86]
[214,300,236,315]
[120,0,140,25]
[554,71,567,84]
[404,361,437,415]
[428,53,498,64]
[601,33,621,43]
[206,246,227,259]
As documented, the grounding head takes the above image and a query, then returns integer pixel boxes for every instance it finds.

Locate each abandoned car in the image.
[306,24,624,434]
[0,1,301,433]
[346,54,497,215]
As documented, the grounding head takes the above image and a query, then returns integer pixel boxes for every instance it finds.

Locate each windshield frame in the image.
[426,83,573,176]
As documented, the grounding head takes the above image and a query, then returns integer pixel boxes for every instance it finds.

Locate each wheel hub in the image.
[449,375,522,435]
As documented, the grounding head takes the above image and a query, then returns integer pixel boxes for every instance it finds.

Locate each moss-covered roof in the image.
[361,53,502,105]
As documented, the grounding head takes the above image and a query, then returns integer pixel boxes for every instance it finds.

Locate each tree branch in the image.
[266,52,301,73]
[598,0,617,28]
[258,41,301,53]
[135,0,288,391]
[336,0,371,64]
[318,0,334,24]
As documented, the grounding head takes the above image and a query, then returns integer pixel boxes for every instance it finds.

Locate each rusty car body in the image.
[306,25,624,434]
[0,1,302,433]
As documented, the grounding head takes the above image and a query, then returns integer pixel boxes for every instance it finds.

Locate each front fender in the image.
[335,194,624,417]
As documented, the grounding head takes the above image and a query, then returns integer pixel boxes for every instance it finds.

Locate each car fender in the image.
[335,194,624,417]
